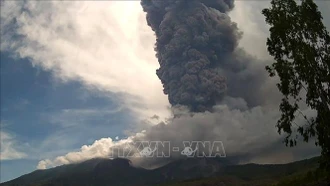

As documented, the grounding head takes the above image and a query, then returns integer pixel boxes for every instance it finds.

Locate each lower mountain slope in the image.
[1,157,328,186]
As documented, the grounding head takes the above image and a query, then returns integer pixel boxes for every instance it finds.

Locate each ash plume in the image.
[141,0,249,112]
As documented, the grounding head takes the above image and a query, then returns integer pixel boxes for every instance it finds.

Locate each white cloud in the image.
[0,1,170,122]
[0,131,27,160]
[230,1,330,60]
[229,1,271,60]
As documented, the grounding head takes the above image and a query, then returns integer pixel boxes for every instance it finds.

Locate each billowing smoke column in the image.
[141,0,241,112]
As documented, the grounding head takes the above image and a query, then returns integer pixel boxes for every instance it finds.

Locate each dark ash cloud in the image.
[141,0,270,112]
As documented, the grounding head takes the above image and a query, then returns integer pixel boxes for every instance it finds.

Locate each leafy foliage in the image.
[262,0,330,171]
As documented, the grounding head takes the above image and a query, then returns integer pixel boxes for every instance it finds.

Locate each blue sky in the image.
[1,0,329,183]
[1,52,134,182]
[0,1,171,182]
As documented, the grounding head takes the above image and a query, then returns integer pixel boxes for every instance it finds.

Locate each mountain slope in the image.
[1,157,327,186]
[1,158,158,186]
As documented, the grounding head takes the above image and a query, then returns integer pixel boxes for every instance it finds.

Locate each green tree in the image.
[262,0,330,171]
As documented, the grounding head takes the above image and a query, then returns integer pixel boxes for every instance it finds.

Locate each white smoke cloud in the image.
[37,137,126,169]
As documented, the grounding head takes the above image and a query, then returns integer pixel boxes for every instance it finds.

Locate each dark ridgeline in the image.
[141,0,242,112]
[1,157,322,186]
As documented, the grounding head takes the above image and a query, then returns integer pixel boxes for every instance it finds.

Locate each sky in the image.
[1,0,330,183]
